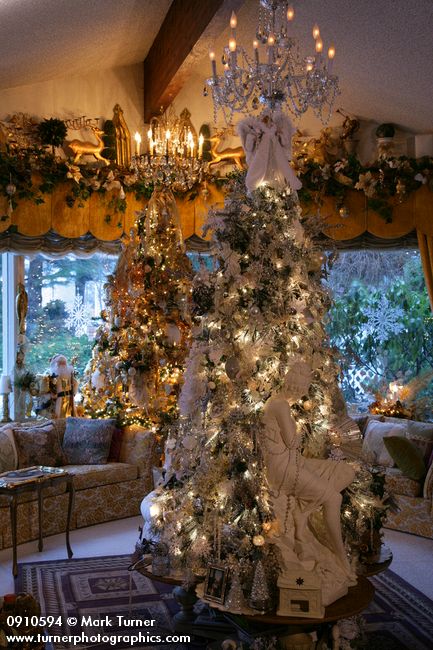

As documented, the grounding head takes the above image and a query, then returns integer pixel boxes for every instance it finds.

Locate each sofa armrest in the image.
[119,426,159,479]
[423,461,433,501]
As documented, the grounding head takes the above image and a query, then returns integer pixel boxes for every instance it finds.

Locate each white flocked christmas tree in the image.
[142,114,388,610]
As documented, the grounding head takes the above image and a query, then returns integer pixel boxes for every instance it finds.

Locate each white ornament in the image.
[364,296,405,344]
[65,295,92,337]
[91,369,106,390]
[165,322,181,344]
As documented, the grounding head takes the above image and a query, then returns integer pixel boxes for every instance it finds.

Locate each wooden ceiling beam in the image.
[143,0,245,122]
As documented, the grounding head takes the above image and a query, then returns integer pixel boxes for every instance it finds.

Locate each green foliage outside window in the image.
[326,251,433,413]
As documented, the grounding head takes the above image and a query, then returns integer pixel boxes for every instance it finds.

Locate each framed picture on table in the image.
[203,563,229,604]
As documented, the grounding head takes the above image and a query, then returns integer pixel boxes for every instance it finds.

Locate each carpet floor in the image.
[15,554,433,650]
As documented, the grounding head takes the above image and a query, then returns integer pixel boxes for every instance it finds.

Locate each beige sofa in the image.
[0,419,158,550]
[356,414,433,539]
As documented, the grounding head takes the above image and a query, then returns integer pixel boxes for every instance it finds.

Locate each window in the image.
[1,252,117,419]
[326,249,433,415]
[23,254,117,376]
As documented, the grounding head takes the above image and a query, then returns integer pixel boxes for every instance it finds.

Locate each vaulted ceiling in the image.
[0,0,432,133]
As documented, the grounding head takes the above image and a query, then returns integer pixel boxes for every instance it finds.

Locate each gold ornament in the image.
[65,117,109,165]
[252,534,265,547]
[112,104,131,167]
[208,128,246,170]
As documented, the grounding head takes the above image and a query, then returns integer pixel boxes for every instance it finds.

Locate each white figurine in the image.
[237,110,302,193]
[262,360,357,606]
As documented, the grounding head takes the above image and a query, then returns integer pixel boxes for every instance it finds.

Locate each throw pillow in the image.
[362,419,407,466]
[406,434,433,468]
[384,436,426,481]
[12,424,66,468]
[62,418,116,465]
[107,427,123,462]
[0,427,18,473]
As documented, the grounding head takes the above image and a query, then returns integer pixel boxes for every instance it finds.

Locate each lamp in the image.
[0,374,12,422]
[131,107,206,191]
[205,0,340,123]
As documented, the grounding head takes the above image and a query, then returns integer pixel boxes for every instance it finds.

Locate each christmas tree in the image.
[145,173,387,588]
[82,188,192,432]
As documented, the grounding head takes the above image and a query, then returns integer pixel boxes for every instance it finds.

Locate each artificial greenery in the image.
[37,118,67,153]
[1,119,433,223]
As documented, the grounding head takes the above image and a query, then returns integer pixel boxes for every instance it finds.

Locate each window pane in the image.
[24,253,117,377]
[326,249,433,416]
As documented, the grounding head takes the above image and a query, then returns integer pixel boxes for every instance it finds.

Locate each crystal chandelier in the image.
[206,0,340,123]
[131,107,205,191]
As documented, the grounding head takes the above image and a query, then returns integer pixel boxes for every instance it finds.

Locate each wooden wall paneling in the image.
[123,193,148,234]
[51,182,90,238]
[0,196,11,233]
[368,195,415,239]
[317,191,367,241]
[89,191,124,241]
[414,184,433,236]
[13,195,51,236]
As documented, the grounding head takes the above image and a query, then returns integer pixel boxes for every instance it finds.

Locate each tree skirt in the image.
[16,555,433,650]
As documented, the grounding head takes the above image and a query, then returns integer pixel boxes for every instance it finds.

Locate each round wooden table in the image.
[135,563,375,648]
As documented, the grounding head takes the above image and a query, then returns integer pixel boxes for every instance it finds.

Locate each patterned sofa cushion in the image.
[62,418,116,464]
[0,426,18,472]
[13,423,66,468]
[384,467,422,497]
[64,462,137,490]
[119,426,159,478]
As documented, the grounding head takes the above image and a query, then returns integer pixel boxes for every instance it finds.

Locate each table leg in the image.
[9,495,18,578]
[65,477,74,559]
[172,583,199,633]
[37,483,43,552]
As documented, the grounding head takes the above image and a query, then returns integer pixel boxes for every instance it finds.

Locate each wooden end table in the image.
[0,466,74,577]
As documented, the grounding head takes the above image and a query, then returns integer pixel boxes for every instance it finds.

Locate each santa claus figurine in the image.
[37,355,79,418]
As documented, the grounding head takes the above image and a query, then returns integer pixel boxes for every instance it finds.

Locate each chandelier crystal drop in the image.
[130,107,205,191]
[206,0,340,123]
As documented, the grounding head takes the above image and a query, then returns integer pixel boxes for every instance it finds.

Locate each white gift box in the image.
[277,571,324,619]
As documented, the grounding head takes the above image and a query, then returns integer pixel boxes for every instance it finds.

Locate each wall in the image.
[0,64,145,141]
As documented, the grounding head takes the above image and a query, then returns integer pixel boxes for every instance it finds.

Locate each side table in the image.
[0,466,74,577]
[134,563,374,649]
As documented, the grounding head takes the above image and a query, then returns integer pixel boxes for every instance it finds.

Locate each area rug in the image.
[16,555,433,650]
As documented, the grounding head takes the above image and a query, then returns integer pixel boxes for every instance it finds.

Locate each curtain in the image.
[0,229,211,257]
[417,230,433,311]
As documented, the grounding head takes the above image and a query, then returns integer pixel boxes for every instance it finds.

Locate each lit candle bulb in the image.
[287,6,294,21]
[312,24,320,40]
[267,33,275,63]
[165,129,170,158]
[315,38,323,54]
[209,50,217,79]
[147,128,154,156]
[253,39,259,65]
[328,44,335,72]
[230,11,237,30]
[134,131,141,156]
[198,133,204,158]
[229,37,237,65]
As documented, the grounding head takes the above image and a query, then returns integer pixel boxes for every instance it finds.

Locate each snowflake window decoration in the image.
[364,296,405,344]
[65,295,92,337]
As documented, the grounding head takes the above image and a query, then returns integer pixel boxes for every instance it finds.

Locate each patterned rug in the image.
[16,555,433,650]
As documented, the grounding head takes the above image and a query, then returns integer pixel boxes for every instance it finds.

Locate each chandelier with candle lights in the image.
[131,107,205,191]
[206,0,340,123]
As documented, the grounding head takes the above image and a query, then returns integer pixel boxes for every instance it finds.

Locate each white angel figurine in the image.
[237,110,302,193]
[261,360,357,606]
